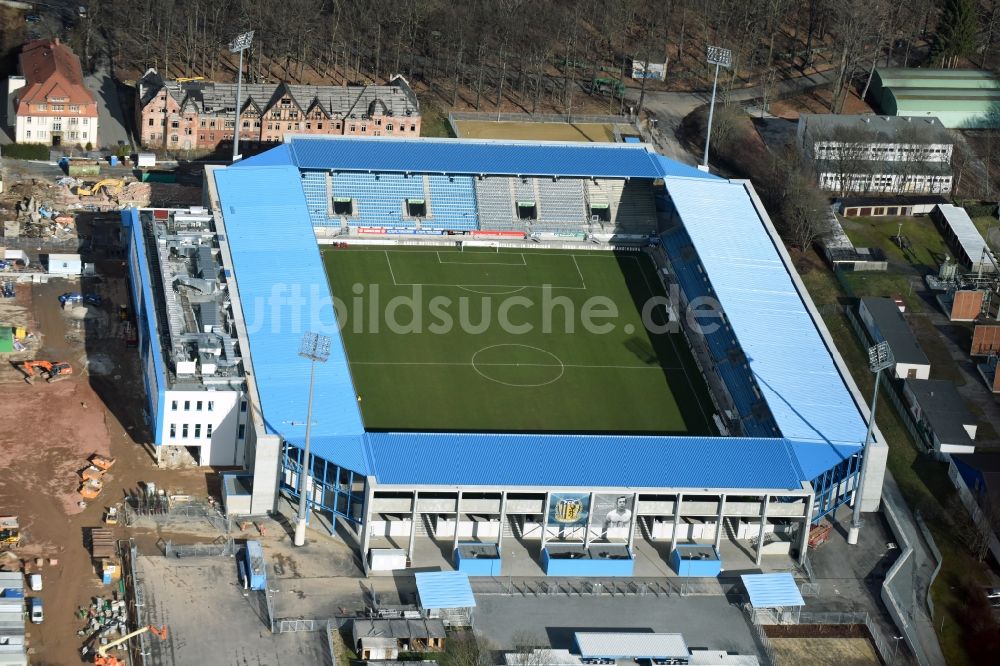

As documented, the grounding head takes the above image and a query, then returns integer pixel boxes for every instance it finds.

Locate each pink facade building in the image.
[136,71,421,150]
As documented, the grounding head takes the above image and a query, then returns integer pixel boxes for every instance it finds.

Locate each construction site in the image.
[0,159,214,666]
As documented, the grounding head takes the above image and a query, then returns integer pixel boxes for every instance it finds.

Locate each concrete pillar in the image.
[626,492,640,552]
[359,480,375,576]
[799,491,815,565]
[714,494,727,552]
[451,491,463,561]
[497,492,508,552]
[540,493,552,551]
[670,493,683,553]
[584,492,596,548]
[407,490,419,563]
[755,495,770,566]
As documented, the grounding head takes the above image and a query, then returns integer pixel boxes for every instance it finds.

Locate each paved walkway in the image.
[880,473,947,666]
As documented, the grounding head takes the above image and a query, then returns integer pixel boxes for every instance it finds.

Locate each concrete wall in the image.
[160,389,241,466]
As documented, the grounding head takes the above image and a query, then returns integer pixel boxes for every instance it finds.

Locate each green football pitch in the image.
[322,246,716,435]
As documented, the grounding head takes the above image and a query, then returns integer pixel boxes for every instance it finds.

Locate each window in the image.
[25,130,30,138]
[306,122,311,130]
[194,424,201,438]
[185,128,192,135]
[376,118,381,126]
[240,400,247,413]
[243,120,250,128]
[171,120,179,128]
[199,134,205,141]
[200,120,206,128]
[182,424,189,438]
[410,124,416,132]
[37,104,46,111]
[335,123,340,130]
[52,104,64,111]
[26,116,31,124]
[317,122,323,129]
[171,135,178,142]
[172,400,178,411]
[208,401,214,412]
[184,400,191,411]
[196,400,203,411]
[52,122,61,131]
[286,123,291,130]
[386,123,393,132]
[238,424,246,439]
[350,125,356,132]
[206,423,213,438]
[361,125,367,132]
[210,120,216,128]
[70,104,79,112]
[170,424,176,438]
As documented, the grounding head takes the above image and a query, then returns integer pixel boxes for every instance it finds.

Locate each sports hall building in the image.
[124,136,887,576]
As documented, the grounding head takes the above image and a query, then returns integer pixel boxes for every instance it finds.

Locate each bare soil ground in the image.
[769,88,873,119]
[454,120,618,142]
[0,272,216,665]
[770,637,879,665]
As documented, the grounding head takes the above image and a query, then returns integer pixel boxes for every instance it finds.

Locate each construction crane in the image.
[74,179,125,197]
[16,360,73,384]
[94,624,168,663]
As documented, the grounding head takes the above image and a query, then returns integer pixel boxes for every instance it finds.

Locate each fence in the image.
[326,620,339,666]
[120,539,148,666]
[275,619,323,633]
[124,497,232,534]
[163,538,235,558]
[470,576,682,598]
[744,604,777,666]
[449,110,633,126]
[945,457,1000,563]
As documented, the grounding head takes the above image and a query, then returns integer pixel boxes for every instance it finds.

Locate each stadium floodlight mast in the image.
[702,45,732,169]
[848,340,895,546]
[293,332,332,547]
[229,30,254,163]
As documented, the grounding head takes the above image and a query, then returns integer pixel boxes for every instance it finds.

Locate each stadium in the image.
[125,135,887,576]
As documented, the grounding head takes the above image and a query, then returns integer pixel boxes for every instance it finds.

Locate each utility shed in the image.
[871,68,1000,128]
[45,253,82,275]
[903,379,978,453]
[931,205,997,273]
[573,632,689,660]
[858,297,931,379]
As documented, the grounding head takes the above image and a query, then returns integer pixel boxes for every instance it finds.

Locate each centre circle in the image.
[471,344,565,388]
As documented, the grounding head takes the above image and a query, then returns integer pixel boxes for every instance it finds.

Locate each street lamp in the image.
[229,30,254,163]
[702,45,732,170]
[293,332,331,547]
[891,635,903,664]
[848,340,895,545]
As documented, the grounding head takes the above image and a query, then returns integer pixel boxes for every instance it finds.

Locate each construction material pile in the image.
[78,595,127,659]
[10,194,77,241]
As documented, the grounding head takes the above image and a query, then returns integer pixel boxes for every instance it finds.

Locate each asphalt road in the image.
[84,66,132,149]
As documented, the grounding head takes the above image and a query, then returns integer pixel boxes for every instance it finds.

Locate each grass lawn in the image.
[798,249,993,665]
[323,247,715,435]
[972,215,1000,252]
[418,99,455,138]
[841,215,949,275]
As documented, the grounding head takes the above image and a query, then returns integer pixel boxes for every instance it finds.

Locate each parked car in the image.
[986,587,1000,607]
[58,292,101,306]
[28,573,41,591]
[26,14,41,23]
[30,598,43,624]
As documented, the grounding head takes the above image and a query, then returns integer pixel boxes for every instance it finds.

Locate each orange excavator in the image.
[92,625,168,665]
[16,360,73,384]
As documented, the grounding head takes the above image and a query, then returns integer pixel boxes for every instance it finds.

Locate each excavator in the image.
[16,360,73,384]
[92,624,168,665]
[74,179,124,198]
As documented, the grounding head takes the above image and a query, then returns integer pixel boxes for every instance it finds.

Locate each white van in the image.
[28,573,41,591]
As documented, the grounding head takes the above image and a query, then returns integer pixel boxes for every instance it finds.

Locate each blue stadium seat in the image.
[426,175,479,230]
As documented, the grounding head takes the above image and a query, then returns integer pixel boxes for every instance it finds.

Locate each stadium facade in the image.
[124,135,887,575]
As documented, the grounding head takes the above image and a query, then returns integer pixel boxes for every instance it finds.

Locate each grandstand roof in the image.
[237,135,717,180]
[664,177,868,448]
[212,142,869,490]
[365,432,806,490]
[212,165,370,473]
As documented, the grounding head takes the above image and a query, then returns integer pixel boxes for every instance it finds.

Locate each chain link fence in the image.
[163,538,236,558]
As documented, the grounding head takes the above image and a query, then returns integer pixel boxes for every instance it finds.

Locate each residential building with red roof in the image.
[9,38,99,147]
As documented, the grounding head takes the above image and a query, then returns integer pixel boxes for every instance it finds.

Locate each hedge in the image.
[1,143,51,160]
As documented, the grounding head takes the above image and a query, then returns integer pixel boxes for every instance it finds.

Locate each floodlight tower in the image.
[702,45,732,169]
[293,332,331,547]
[229,30,254,163]
[848,340,894,546]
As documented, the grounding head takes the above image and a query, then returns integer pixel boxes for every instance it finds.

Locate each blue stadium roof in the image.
[664,178,868,449]
[212,165,370,474]
[366,432,806,490]
[237,135,717,180]
[741,573,805,608]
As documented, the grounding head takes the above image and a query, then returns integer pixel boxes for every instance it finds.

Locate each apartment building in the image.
[797,114,953,195]
[7,39,99,147]
[135,70,420,150]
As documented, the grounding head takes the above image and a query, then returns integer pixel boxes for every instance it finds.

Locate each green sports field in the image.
[322,246,716,435]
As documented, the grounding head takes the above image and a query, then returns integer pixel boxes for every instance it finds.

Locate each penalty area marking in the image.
[383,250,587,291]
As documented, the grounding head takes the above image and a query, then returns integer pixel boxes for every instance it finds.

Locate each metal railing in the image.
[744,605,777,666]
[163,537,235,558]
[470,576,680,598]
[449,110,632,126]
